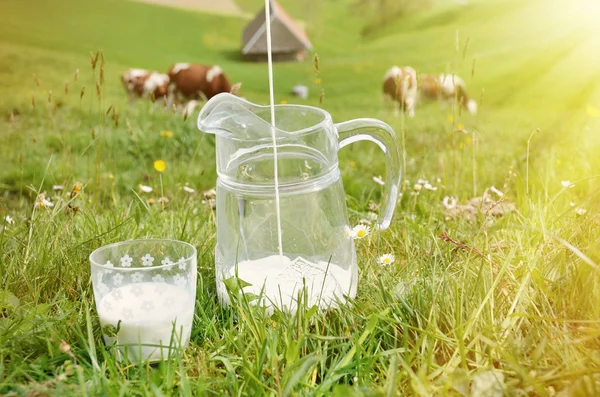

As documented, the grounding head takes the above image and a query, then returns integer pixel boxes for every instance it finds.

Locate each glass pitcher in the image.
[197,93,401,312]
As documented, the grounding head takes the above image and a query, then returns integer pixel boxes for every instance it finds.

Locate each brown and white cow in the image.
[382,66,418,117]
[419,73,477,114]
[167,63,237,104]
[121,69,170,102]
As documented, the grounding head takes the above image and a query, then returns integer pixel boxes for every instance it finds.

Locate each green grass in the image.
[1,0,600,395]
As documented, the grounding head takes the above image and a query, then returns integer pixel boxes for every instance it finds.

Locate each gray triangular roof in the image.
[242,0,312,55]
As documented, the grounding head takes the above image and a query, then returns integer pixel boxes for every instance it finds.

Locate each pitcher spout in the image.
[197,93,290,141]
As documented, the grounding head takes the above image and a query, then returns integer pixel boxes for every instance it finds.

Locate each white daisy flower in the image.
[34,194,54,209]
[561,180,573,188]
[359,218,371,225]
[413,184,423,192]
[52,185,65,191]
[378,254,395,266]
[489,186,504,197]
[183,186,196,193]
[5,215,14,225]
[417,179,428,185]
[575,207,587,216]
[443,196,457,209]
[131,272,144,283]
[120,254,133,267]
[141,254,154,267]
[352,224,370,239]
[139,185,153,193]
[152,274,165,283]
[372,175,385,186]
[423,183,437,191]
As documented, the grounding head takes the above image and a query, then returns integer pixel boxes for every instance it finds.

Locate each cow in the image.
[382,66,418,117]
[120,69,170,103]
[167,63,238,104]
[419,73,477,114]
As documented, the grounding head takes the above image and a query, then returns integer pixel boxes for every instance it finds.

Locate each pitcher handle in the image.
[335,118,402,230]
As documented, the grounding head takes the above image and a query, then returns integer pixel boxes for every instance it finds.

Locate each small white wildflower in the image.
[378,254,395,266]
[139,185,153,193]
[489,185,504,197]
[367,211,378,221]
[413,184,422,192]
[4,215,14,225]
[423,183,437,191]
[34,194,54,209]
[569,201,576,207]
[344,225,355,239]
[372,175,385,186]
[575,207,587,216]
[436,178,442,183]
[157,196,169,204]
[183,186,196,193]
[561,180,574,188]
[352,224,370,239]
[443,196,457,209]
[52,184,65,191]
[359,218,371,225]
[417,178,428,185]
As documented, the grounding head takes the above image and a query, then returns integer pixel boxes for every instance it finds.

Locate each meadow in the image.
[0,0,599,395]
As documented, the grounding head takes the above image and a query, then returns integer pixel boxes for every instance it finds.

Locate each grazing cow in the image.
[419,73,477,114]
[167,63,236,104]
[120,69,170,102]
[382,66,418,117]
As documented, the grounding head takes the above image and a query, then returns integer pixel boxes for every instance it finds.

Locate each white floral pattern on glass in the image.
[131,272,144,283]
[163,296,175,307]
[113,289,123,300]
[141,254,154,267]
[154,283,167,295]
[131,285,144,297]
[96,282,110,295]
[112,274,124,286]
[152,274,165,283]
[104,260,114,274]
[141,301,154,311]
[173,274,186,288]
[121,309,134,320]
[178,257,187,270]
[161,257,174,272]
[96,272,103,283]
[120,254,133,267]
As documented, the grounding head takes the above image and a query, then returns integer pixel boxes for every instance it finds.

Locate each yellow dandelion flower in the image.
[457,123,464,130]
[148,198,155,205]
[447,115,454,122]
[280,100,288,104]
[154,160,166,173]
[586,105,600,118]
[315,78,322,85]
[160,130,174,138]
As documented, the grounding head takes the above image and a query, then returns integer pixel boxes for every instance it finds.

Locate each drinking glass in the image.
[90,239,197,362]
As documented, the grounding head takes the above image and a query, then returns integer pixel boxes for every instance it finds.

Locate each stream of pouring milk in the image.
[264,0,284,258]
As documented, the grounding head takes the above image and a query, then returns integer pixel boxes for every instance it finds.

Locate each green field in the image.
[1,0,599,395]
